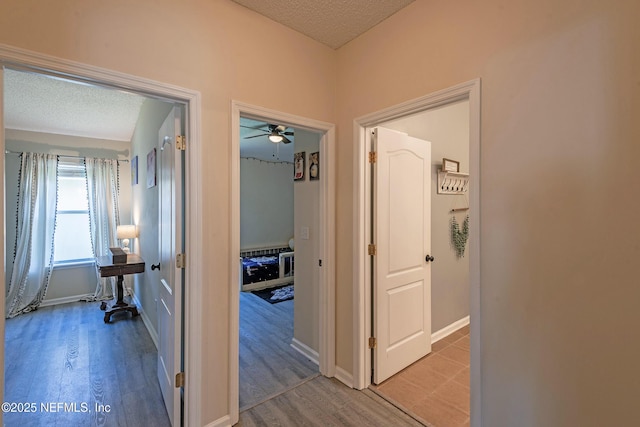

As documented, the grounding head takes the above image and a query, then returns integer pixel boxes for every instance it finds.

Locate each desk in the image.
[95,254,145,323]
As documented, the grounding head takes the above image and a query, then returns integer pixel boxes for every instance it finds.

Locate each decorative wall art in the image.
[294,152,305,181]
[131,155,138,185]
[442,158,460,172]
[309,151,319,181]
[147,148,156,188]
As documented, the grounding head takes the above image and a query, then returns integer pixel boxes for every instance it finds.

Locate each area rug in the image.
[252,284,294,304]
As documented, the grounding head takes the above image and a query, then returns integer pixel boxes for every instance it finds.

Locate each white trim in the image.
[290,338,320,365]
[39,294,94,308]
[230,101,336,425]
[334,366,354,388]
[352,79,481,427]
[0,43,203,427]
[131,291,159,349]
[432,316,470,343]
[204,415,233,427]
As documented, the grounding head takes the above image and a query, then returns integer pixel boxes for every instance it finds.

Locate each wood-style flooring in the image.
[239,291,318,410]
[4,301,170,427]
[238,376,425,427]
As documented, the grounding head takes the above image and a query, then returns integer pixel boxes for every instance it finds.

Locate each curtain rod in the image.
[4,150,129,163]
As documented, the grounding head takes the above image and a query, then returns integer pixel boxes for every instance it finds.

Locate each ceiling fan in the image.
[243,124,294,144]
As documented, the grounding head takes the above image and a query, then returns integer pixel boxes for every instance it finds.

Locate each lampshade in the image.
[268,133,283,143]
[117,225,138,240]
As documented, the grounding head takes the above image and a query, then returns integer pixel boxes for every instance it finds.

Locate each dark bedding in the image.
[242,255,280,285]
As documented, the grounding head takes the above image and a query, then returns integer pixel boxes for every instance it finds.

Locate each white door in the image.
[373,126,432,384]
[157,106,184,425]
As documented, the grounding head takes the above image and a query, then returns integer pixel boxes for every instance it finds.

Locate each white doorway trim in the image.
[352,79,481,425]
[0,43,203,427]
[230,101,336,424]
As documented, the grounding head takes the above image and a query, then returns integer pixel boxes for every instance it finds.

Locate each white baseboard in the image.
[205,414,232,427]
[334,366,354,388]
[432,315,470,343]
[40,294,94,307]
[290,338,319,366]
[130,291,159,350]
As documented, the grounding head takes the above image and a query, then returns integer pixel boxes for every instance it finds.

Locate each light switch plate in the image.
[300,226,310,240]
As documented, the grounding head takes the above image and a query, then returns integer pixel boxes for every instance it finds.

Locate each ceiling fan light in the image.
[269,134,283,143]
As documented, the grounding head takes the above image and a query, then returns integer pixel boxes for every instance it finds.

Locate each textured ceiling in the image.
[4,69,146,142]
[232,0,414,49]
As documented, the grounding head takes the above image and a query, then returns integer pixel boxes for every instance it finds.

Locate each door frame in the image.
[230,101,336,423]
[0,43,203,426]
[352,79,481,424]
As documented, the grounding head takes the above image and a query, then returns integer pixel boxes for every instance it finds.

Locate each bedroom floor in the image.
[371,326,471,427]
[239,290,318,411]
[4,301,170,427]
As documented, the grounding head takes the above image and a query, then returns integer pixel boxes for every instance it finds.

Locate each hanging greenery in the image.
[450,214,469,258]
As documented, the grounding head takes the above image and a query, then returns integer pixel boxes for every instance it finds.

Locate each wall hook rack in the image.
[437,170,469,195]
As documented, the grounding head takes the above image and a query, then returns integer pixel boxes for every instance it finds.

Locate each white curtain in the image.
[85,158,120,301]
[6,153,59,318]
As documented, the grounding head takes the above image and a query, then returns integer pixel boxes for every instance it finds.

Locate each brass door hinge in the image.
[176,253,186,269]
[369,151,377,163]
[368,337,377,349]
[175,372,185,388]
[176,135,186,151]
[368,244,377,256]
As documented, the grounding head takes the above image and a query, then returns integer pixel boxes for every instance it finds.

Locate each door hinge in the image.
[176,135,186,151]
[175,371,185,388]
[369,151,377,163]
[176,253,186,269]
[368,244,377,256]
[368,337,377,349]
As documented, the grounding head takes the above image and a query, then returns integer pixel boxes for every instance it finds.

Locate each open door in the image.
[157,106,185,425]
[372,126,432,384]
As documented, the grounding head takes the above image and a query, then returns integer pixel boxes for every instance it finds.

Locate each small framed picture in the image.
[131,155,138,185]
[294,152,305,181]
[309,152,319,181]
[147,148,156,188]
[442,158,460,173]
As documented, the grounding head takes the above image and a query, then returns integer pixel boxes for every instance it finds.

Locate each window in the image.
[53,160,93,263]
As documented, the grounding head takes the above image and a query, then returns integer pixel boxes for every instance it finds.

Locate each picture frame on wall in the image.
[309,152,319,181]
[131,155,138,185]
[147,148,156,188]
[294,152,305,181]
[442,158,460,173]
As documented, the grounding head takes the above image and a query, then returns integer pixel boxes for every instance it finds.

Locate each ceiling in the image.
[4,69,146,142]
[231,0,414,49]
[3,1,416,144]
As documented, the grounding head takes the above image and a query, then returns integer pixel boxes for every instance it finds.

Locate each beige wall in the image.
[2,0,640,425]
[336,1,640,426]
[0,1,336,424]
[292,129,321,353]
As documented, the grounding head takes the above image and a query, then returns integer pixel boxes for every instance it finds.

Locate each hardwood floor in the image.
[239,291,318,410]
[238,376,425,427]
[4,301,170,427]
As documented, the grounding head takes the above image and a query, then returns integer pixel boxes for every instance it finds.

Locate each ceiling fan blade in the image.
[244,133,269,139]
[282,131,294,136]
[281,135,292,144]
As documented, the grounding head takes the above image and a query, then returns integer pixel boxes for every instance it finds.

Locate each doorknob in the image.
[425,255,435,263]
[151,263,161,271]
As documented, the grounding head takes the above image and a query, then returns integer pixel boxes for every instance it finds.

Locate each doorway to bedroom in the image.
[237,116,320,411]
[230,102,336,419]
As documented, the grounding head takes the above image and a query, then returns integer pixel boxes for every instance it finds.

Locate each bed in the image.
[239,246,294,291]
